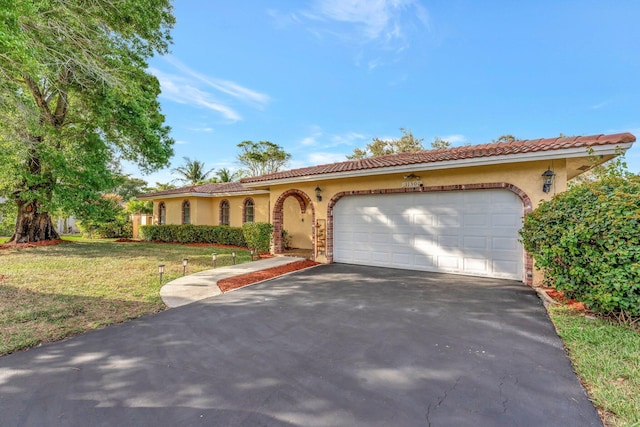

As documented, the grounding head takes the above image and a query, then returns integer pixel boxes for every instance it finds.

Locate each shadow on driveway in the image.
[0,264,600,427]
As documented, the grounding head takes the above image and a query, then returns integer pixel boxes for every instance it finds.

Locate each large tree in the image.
[347,128,425,160]
[237,141,291,176]
[0,0,175,243]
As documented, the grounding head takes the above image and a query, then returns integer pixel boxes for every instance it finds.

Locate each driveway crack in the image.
[425,376,462,426]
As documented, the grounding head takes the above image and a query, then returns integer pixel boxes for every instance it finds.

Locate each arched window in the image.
[158,202,166,225]
[182,200,191,224]
[243,198,254,223]
[220,200,230,226]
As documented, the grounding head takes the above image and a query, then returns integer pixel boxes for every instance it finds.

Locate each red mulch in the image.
[218,260,319,293]
[0,239,65,250]
[544,288,587,311]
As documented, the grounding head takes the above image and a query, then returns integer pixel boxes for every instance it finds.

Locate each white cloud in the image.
[301,0,429,51]
[307,151,349,165]
[187,127,214,132]
[164,56,270,108]
[442,134,468,145]
[175,140,189,145]
[151,68,242,121]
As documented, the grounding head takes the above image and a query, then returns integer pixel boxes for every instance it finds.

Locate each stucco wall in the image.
[282,197,312,249]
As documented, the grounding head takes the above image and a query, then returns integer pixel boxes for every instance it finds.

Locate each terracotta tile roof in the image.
[140,182,247,198]
[241,133,635,183]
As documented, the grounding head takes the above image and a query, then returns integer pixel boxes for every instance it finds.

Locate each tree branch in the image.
[24,75,55,125]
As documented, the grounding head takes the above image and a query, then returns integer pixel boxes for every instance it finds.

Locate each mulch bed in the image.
[0,239,65,250]
[544,288,587,311]
[217,260,319,293]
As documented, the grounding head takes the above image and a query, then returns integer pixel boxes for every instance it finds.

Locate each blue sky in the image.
[131,0,640,184]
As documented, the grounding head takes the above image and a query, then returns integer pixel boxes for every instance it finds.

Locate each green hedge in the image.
[242,222,273,253]
[140,224,247,246]
[520,174,640,318]
[78,219,133,239]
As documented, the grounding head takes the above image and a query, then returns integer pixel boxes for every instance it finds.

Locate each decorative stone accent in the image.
[272,189,315,258]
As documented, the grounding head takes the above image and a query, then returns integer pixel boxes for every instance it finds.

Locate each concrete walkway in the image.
[160,256,305,308]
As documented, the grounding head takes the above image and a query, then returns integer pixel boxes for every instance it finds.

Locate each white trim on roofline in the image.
[243,143,633,187]
[138,189,270,200]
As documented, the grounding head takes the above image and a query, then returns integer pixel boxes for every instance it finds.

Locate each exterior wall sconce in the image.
[212,253,217,268]
[315,186,322,202]
[182,258,189,275]
[542,168,555,193]
[232,251,236,265]
[158,264,165,284]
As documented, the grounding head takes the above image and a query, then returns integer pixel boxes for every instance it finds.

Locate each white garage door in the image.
[333,190,524,280]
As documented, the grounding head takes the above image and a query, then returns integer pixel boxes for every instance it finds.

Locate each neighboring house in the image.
[138,132,636,285]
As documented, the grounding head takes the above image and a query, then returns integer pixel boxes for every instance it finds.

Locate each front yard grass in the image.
[548,306,640,427]
[0,238,250,355]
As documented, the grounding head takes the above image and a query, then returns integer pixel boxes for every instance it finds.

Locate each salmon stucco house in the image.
[139,132,635,285]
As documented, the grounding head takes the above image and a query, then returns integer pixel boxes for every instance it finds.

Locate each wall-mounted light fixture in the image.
[158,264,165,285]
[182,258,189,275]
[542,168,555,193]
[212,253,217,268]
[315,186,322,202]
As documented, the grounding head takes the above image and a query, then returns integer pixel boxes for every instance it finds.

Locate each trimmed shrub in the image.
[520,174,640,318]
[242,222,273,253]
[78,219,133,239]
[140,224,246,247]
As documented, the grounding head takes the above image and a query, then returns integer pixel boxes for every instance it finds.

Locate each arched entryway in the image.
[272,189,315,258]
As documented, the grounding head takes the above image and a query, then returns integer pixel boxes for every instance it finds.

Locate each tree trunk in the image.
[9,200,60,243]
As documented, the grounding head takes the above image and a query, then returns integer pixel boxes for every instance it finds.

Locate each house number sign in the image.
[401,180,423,188]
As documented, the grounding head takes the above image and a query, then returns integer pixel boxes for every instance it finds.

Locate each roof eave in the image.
[137,189,270,200]
[243,143,633,187]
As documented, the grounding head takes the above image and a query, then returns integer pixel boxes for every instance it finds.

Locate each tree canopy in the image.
[0,0,175,242]
[237,141,291,176]
[347,128,426,160]
[216,168,244,182]
[171,157,214,185]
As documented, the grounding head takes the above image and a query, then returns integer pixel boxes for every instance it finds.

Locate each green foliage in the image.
[237,141,291,176]
[216,167,244,182]
[0,0,175,240]
[141,224,247,246]
[171,157,214,185]
[76,193,132,238]
[125,198,153,214]
[77,218,132,239]
[0,199,17,236]
[493,134,518,143]
[242,222,274,253]
[347,128,424,159]
[520,173,640,318]
[111,175,150,200]
[430,137,450,150]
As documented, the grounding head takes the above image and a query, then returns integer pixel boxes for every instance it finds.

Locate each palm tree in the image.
[216,168,244,182]
[171,157,214,185]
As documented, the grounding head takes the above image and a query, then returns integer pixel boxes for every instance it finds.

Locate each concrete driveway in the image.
[0,264,600,427]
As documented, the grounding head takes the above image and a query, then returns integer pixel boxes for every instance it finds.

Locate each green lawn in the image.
[0,237,250,355]
[549,306,640,427]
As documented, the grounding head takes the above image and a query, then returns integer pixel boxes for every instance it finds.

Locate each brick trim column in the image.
[272,189,315,258]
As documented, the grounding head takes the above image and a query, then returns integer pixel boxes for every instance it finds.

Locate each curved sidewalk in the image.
[160,256,305,308]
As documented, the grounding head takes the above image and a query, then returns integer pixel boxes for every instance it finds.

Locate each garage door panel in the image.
[333,190,523,280]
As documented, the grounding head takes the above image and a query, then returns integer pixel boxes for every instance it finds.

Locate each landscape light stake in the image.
[182,258,189,276]
[232,251,236,265]
[212,253,217,269]
[250,248,255,261]
[158,264,165,285]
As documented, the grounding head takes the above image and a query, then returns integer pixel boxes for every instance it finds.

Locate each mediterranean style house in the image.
[139,132,635,285]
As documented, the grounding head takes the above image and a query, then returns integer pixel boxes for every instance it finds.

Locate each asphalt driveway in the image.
[0,264,600,427]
